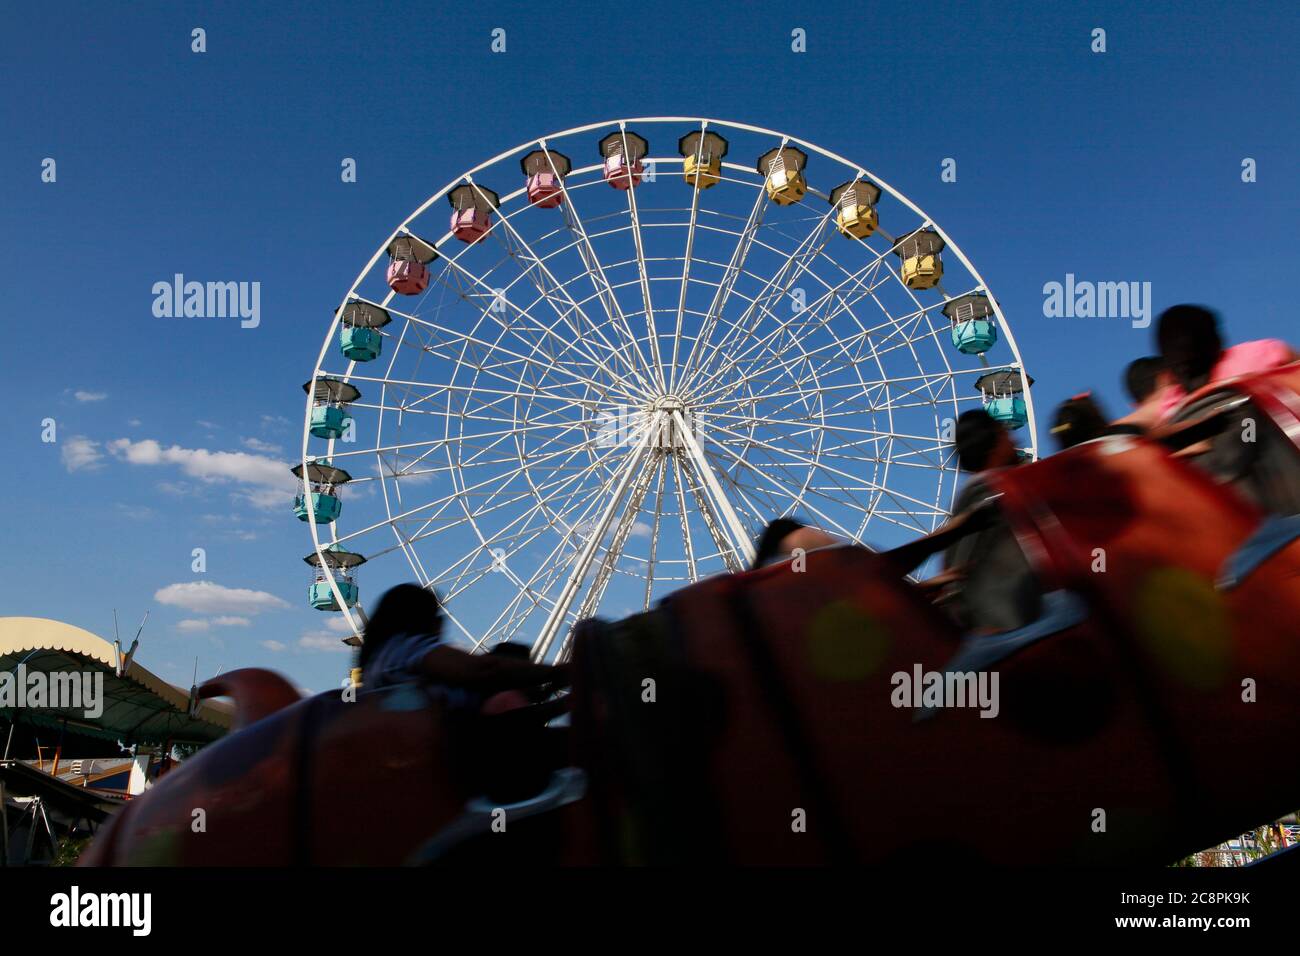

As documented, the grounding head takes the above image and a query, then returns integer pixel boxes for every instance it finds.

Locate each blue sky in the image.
[1,0,1295,693]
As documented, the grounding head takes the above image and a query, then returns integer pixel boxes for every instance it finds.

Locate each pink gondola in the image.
[448,183,500,244]
[599,130,648,191]
[521,149,570,208]
[385,234,438,296]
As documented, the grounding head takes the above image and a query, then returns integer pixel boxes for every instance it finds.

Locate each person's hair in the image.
[359,584,442,670]
[1050,393,1109,450]
[1123,356,1163,404]
[753,517,805,567]
[1156,305,1223,391]
[954,408,1007,472]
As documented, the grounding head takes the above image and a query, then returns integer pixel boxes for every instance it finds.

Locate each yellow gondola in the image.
[893,228,946,290]
[756,146,808,206]
[679,129,728,190]
[828,178,882,239]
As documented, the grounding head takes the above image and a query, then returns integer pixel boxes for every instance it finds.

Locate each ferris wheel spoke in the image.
[702,436,878,542]
[686,262,897,407]
[641,454,670,609]
[432,471,610,612]
[435,423,617,532]
[817,366,956,424]
[712,442,894,546]
[531,419,656,662]
[618,134,667,393]
[331,429,614,547]
[481,187,659,397]
[676,455,748,573]
[668,454,699,580]
[681,203,837,397]
[432,246,597,385]
[472,445,648,649]
[561,448,665,658]
[706,427,864,527]
[700,366,959,415]
[684,255,912,409]
[392,302,636,404]
[398,485,619,622]
[335,370,603,406]
[549,157,659,389]
[694,262,975,416]
[768,424,949,466]
[704,418,896,519]
[323,408,605,465]
[704,416,937,530]
[676,181,769,388]
[666,122,711,394]
[671,410,755,567]
[705,452,797,532]
[388,438,617,593]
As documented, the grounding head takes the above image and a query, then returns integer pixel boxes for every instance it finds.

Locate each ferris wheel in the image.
[296,117,1038,663]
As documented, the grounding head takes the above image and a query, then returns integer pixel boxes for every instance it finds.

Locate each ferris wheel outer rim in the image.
[303,116,1040,647]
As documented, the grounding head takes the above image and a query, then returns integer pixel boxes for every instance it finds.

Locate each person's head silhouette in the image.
[359,584,443,672]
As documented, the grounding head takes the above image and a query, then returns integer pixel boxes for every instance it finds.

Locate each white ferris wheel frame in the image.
[300,116,1040,657]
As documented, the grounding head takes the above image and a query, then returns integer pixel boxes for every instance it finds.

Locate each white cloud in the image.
[127,418,142,427]
[630,520,652,538]
[325,616,354,633]
[298,631,349,653]
[62,436,104,472]
[108,438,296,508]
[74,390,108,403]
[261,640,287,652]
[154,581,290,616]
[175,616,248,633]
[238,487,293,511]
[243,436,283,455]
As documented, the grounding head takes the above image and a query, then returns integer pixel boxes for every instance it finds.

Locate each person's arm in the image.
[416,645,568,693]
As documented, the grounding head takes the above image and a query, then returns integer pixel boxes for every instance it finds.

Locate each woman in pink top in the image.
[1155,305,1296,420]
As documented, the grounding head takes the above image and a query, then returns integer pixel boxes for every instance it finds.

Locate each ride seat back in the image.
[1171,376,1300,517]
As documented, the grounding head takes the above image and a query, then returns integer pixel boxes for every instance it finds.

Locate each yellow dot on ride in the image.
[1134,566,1231,690]
[806,599,890,681]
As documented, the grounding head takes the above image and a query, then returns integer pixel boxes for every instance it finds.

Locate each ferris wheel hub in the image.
[649,394,687,413]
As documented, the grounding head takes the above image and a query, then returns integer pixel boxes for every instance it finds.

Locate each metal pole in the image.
[531,428,654,662]
[38,799,57,863]
[672,410,756,565]
[24,799,39,865]
[51,718,66,778]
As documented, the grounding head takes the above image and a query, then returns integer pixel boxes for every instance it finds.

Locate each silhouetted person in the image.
[751,517,837,569]
[1153,306,1300,514]
[941,409,1040,633]
[1050,393,1109,450]
[955,407,1019,473]
[1124,356,1163,405]
[359,584,564,696]
[1110,356,1173,434]
[1155,304,1294,420]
